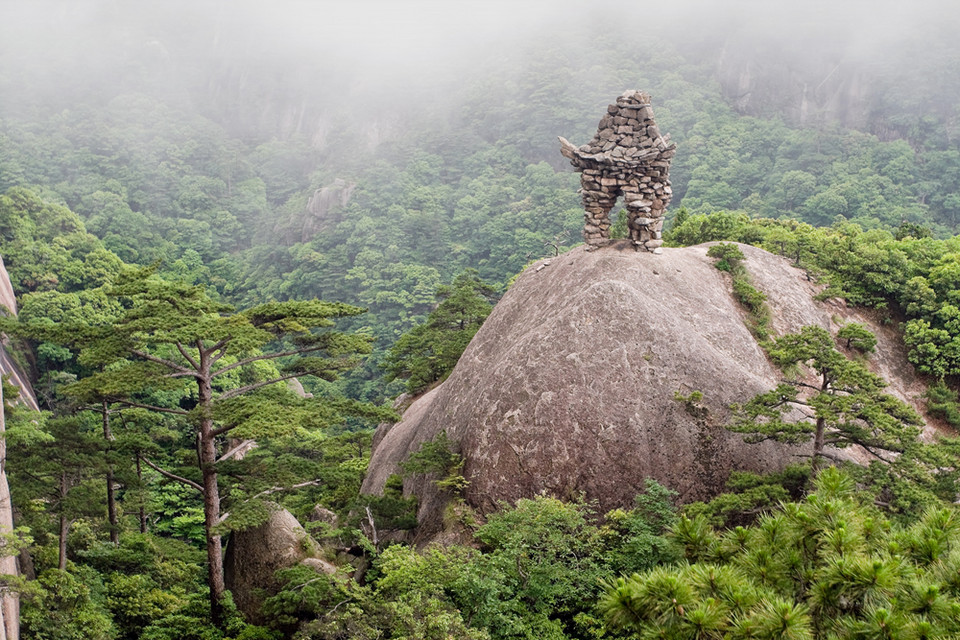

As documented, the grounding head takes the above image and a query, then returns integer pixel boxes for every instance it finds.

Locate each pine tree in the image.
[3,265,378,625]
[729,326,923,473]
[383,269,498,395]
[599,469,960,640]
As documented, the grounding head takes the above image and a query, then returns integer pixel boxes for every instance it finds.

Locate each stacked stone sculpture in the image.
[559,90,676,252]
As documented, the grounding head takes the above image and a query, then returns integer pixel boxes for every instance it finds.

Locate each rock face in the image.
[559,91,676,251]
[275,178,356,245]
[361,243,929,541]
[0,257,37,413]
[0,255,36,640]
[224,507,335,624]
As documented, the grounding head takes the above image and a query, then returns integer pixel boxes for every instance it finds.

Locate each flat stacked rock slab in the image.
[560,90,676,252]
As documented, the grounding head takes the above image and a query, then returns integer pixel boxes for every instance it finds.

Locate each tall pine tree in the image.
[4,265,379,625]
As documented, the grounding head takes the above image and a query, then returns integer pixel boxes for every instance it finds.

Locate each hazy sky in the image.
[4,0,956,76]
[2,0,958,129]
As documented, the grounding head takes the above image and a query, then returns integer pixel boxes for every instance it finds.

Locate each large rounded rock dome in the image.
[362,242,927,540]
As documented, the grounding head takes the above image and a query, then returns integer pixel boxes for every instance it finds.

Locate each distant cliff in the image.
[362,242,930,542]
[0,255,32,640]
[0,258,37,413]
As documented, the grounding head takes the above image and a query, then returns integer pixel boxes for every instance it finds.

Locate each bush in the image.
[21,567,116,640]
[706,242,746,273]
[837,322,877,353]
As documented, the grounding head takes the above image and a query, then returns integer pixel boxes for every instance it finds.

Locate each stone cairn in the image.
[559,90,676,252]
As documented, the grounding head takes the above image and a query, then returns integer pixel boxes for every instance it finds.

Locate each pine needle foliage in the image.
[730,326,924,477]
[1,264,382,626]
[599,468,960,640]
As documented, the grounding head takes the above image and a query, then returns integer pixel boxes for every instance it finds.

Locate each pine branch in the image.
[175,342,201,371]
[130,349,195,376]
[139,455,203,493]
[788,380,824,392]
[826,436,900,460]
[216,480,323,524]
[211,345,326,378]
[215,372,304,404]
[208,339,230,364]
[364,505,379,547]
[217,439,257,463]
[795,451,845,463]
[112,399,190,416]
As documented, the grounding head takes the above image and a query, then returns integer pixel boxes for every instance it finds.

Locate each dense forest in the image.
[3,1,960,638]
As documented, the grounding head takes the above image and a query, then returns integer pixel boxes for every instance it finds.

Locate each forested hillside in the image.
[2,1,960,638]
[4,2,960,404]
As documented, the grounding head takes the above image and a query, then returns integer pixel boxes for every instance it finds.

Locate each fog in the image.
[2,0,959,142]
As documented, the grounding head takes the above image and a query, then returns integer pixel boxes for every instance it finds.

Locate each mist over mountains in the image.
[6,3,960,638]
[4,0,959,146]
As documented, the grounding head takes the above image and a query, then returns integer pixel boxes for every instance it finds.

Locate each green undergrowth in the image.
[707,243,773,348]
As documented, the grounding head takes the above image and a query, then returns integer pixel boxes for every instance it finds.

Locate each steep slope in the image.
[0,256,32,640]
[362,242,929,540]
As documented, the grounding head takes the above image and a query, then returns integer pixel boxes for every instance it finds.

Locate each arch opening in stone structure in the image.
[559,90,676,252]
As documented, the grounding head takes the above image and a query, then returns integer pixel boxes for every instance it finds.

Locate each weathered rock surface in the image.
[0,255,36,640]
[275,178,356,245]
[361,242,929,541]
[224,507,335,624]
[0,257,37,413]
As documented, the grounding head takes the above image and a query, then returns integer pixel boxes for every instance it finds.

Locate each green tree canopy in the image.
[383,269,499,395]
[2,265,384,626]
[730,326,924,474]
[599,468,960,640]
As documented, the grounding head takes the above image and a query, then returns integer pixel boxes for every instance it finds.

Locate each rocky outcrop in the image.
[0,255,36,640]
[276,179,356,245]
[0,258,37,414]
[224,507,336,625]
[361,243,930,542]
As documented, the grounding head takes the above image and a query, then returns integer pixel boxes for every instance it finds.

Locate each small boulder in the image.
[308,505,339,528]
[224,506,335,624]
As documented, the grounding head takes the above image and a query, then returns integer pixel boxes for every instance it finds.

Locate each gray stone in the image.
[308,506,339,527]
[225,507,335,624]
[363,244,925,543]
[557,90,676,250]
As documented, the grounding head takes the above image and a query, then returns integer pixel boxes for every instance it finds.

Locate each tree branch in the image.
[175,342,201,371]
[364,505,378,548]
[139,455,203,493]
[131,349,195,375]
[112,399,191,416]
[324,598,350,617]
[787,380,824,392]
[216,480,323,524]
[211,345,326,378]
[795,451,845,463]
[217,439,257,462]
[250,479,322,501]
[215,372,303,404]
[208,339,230,364]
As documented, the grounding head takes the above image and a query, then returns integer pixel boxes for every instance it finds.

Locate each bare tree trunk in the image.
[812,373,830,473]
[197,357,225,627]
[812,416,826,473]
[136,456,147,534]
[102,402,118,546]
